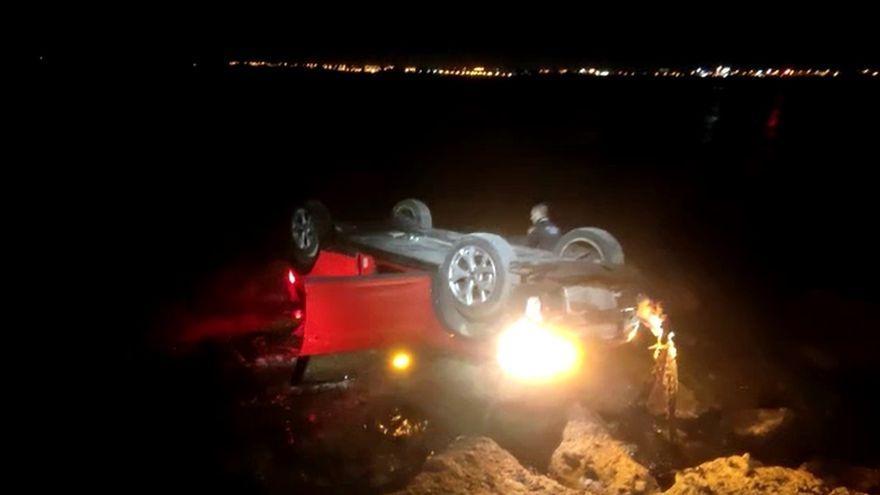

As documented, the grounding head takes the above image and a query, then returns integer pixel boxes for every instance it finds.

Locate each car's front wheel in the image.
[434,233,515,338]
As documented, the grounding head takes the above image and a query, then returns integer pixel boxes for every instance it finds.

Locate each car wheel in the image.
[554,227,625,265]
[437,233,516,328]
[290,200,333,273]
[432,271,508,339]
[392,198,432,230]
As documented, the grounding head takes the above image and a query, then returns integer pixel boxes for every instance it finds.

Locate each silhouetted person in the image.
[526,203,560,250]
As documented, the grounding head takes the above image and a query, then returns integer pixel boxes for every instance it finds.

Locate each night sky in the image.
[27,6,879,69]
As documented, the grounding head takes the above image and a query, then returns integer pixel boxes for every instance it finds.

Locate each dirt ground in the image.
[394,411,873,495]
[151,325,878,494]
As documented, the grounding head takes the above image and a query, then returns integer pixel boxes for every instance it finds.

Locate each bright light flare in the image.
[287,269,297,285]
[496,318,583,383]
[390,351,412,371]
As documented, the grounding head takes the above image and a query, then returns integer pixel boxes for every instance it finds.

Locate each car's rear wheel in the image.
[554,227,625,264]
[434,233,516,337]
[290,200,333,273]
[392,198,432,230]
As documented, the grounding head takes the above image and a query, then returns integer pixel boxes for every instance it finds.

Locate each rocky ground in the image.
[391,436,583,495]
[548,406,659,494]
[393,411,875,495]
[194,339,877,494]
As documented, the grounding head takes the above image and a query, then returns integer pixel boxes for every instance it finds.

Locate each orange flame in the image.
[630,297,678,360]
[649,331,677,360]
[635,297,680,421]
[637,298,666,339]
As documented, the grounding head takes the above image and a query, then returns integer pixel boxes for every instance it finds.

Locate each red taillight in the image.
[286,268,302,302]
[287,270,305,326]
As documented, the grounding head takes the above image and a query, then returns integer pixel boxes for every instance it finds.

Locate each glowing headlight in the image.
[390,351,412,371]
[496,318,583,383]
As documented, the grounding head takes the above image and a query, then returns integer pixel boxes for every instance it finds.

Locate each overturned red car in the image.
[282,199,640,382]
[176,199,640,383]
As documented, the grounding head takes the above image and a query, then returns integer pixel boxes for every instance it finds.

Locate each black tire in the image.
[435,233,516,333]
[305,200,333,240]
[289,201,333,273]
[392,198,432,230]
[432,272,471,335]
[432,271,508,339]
[553,227,625,265]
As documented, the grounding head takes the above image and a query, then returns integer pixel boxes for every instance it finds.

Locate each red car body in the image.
[289,250,473,358]
[174,248,476,361]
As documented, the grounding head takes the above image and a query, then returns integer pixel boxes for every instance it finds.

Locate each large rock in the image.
[549,407,660,494]
[727,408,792,437]
[664,454,833,494]
[392,436,585,495]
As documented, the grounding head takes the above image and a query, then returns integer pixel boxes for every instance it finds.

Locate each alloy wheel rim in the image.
[448,245,497,306]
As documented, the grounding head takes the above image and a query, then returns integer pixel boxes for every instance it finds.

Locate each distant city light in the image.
[226,60,877,80]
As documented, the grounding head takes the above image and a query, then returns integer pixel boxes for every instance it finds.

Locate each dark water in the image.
[102,69,880,491]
